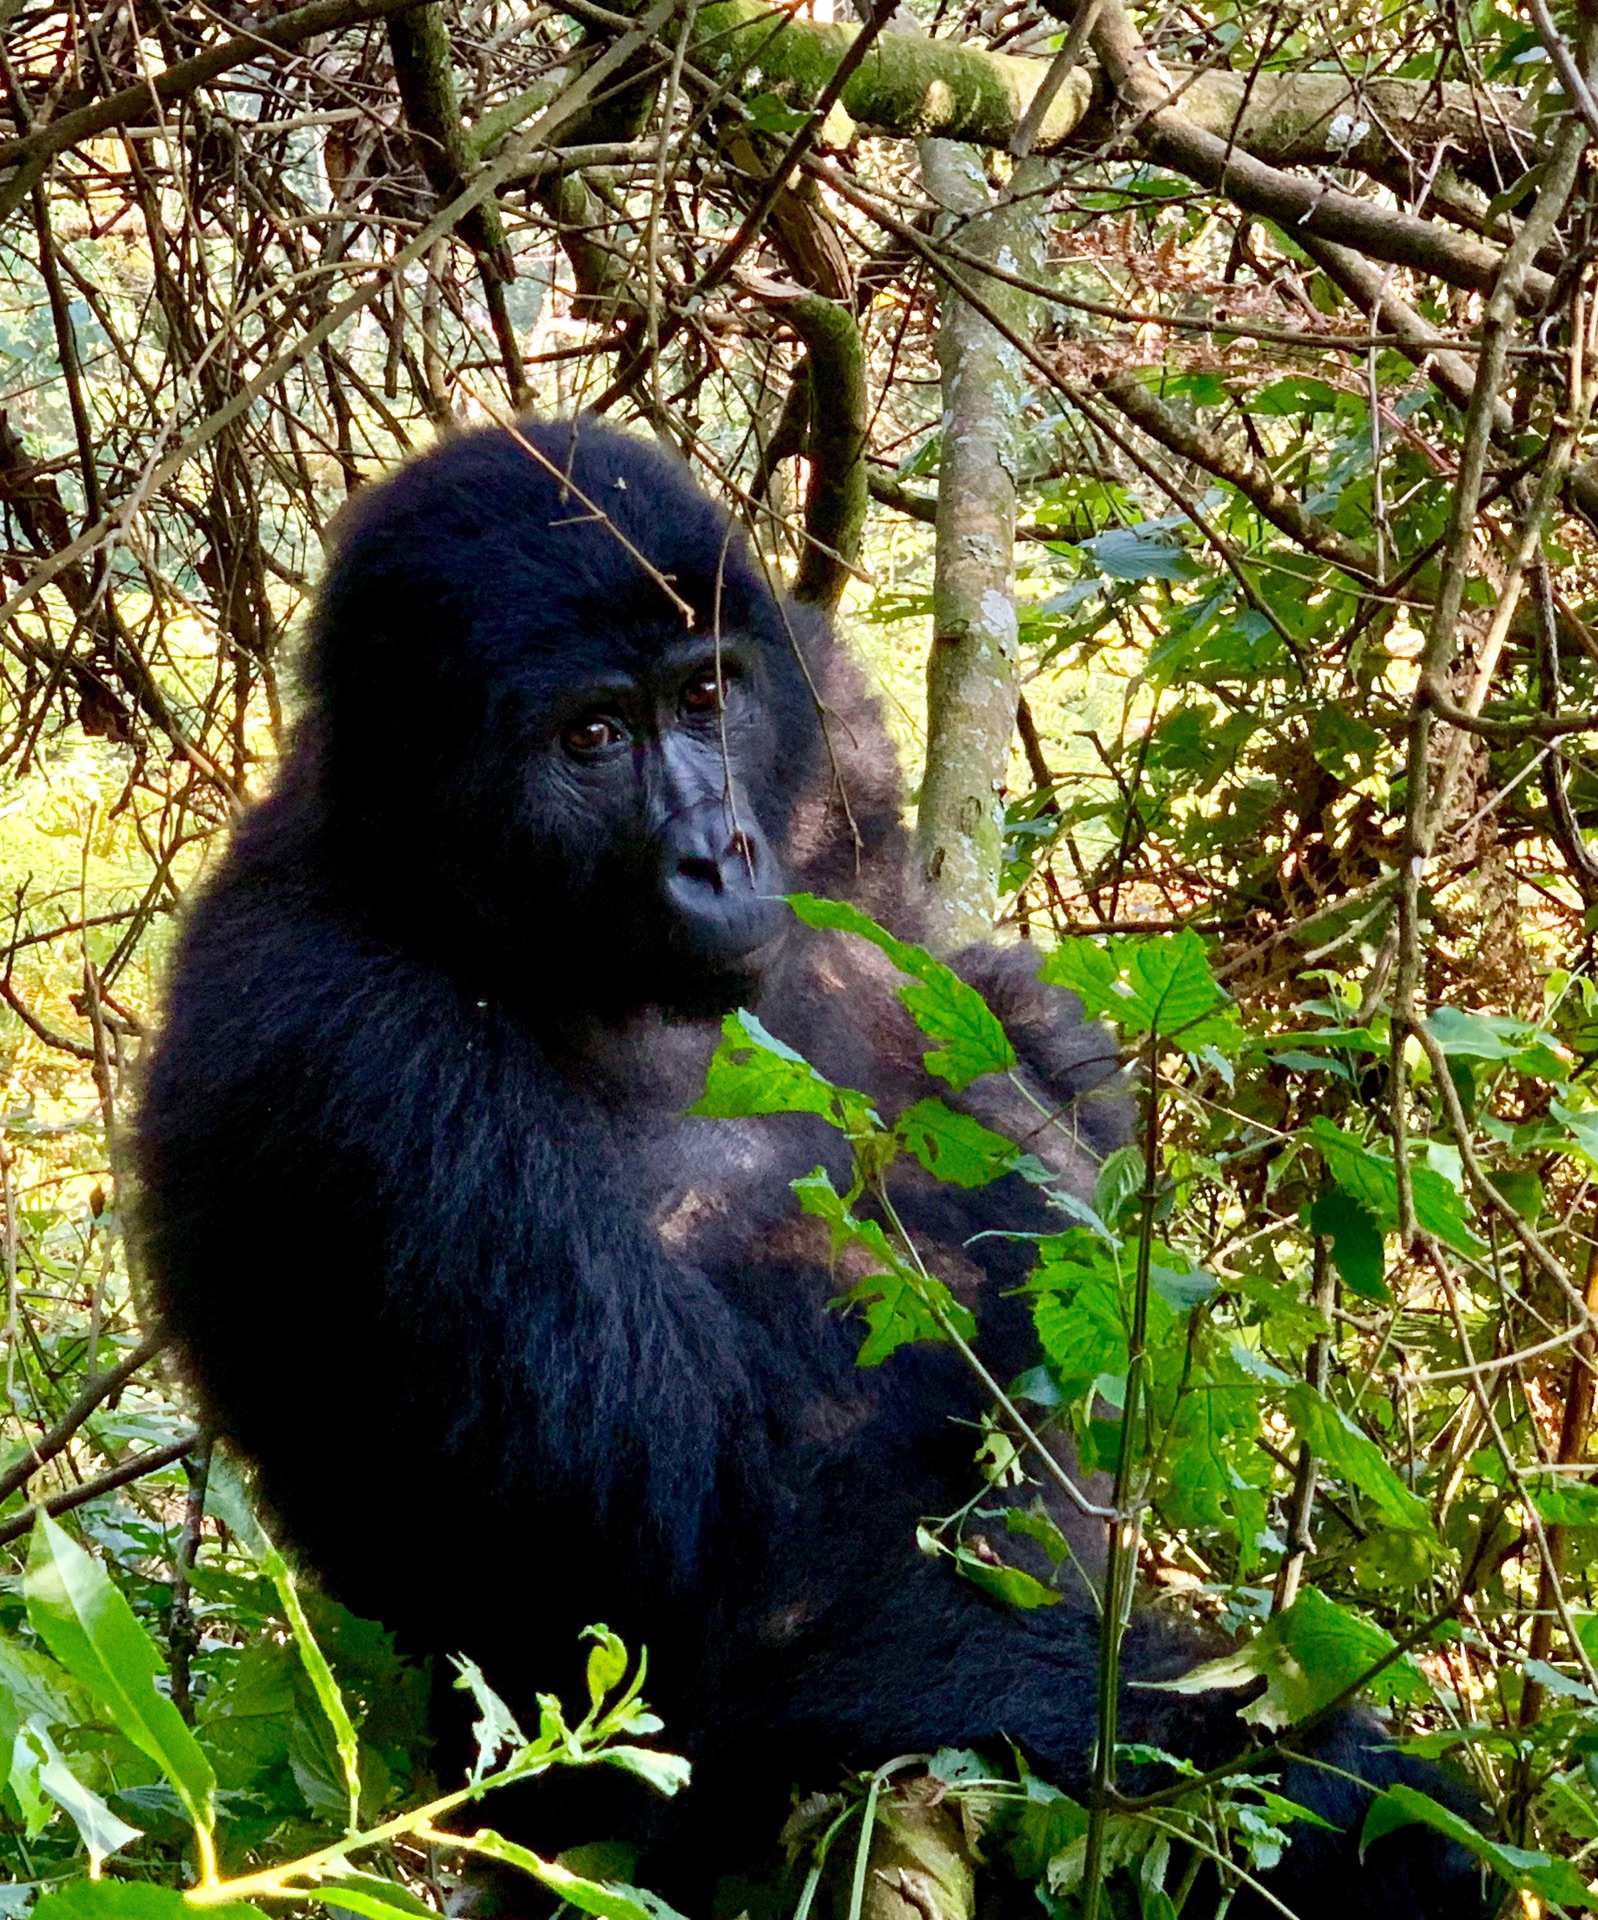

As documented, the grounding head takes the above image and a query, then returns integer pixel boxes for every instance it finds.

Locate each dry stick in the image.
[1519,1247,1598,1739]
[0,1434,199,1550]
[1428,1248,1598,1699]
[1087,0,1551,305]
[0,6,678,640]
[808,159,1303,661]
[1272,1239,1336,1614]
[0,0,439,216]
[1390,66,1595,1239]
[1080,1039,1160,1920]
[586,0,901,414]
[169,1434,214,1725]
[0,1329,167,1508]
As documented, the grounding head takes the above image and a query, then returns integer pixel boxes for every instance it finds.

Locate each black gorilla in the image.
[137,418,1480,1917]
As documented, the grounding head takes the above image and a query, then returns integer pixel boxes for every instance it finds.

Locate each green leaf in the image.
[1283,1384,1432,1533]
[583,1627,628,1712]
[18,1716,142,1873]
[691,1008,878,1130]
[1147,1589,1427,1729]
[1527,1480,1598,1528]
[787,895,1015,1090]
[894,1099,1019,1188]
[34,1887,257,1920]
[953,1546,1061,1610]
[1303,1117,1484,1257]
[1041,930,1236,1051]
[1079,523,1205,582]
[1362,1784,1592,1906]
[440,1830,688,1920]
[599,1746,692,1796]
[452,1655,528,1780]
[315,1878,438,1920]
[1251,376,1338,415]
[1308,1187,1389,1301]
[24,1513,216,1841]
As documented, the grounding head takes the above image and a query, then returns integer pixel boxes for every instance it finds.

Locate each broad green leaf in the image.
[1551,1100,1598,1170]
[35,1886,256,1920]
[1303,1117,1484,1256]
[599,1746,692,1796]
[1006,1502,1070,1564]
[691,1008,878,1130]
[24,1513,216,1841]
[1307,1187,1389,1301]
[1041,930,1237,1052]
[1527,1481,1598,1528]
[1362,1784,1592,1906]
[19,1716,141,1873]
[462,1829,689,1920]
[894,1098,1018,1188]
[1283,1384,1432,1533]
[1079,523,1205,582]
[1251,376,1338,415]
[953,1546,1060,1610]
[792,1167,975,1362]
[787,895,1015,1089]
[1147,1588,1428,1728]
[205,1457,361,1831]
[1309,703,1383,782]
[314,1878,438,1920]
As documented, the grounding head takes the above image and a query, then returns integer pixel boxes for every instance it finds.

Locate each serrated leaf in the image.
[452,1654,527,1780]
[1146,1588,1428,1728]
[24,1513,215,1841]
[1283,1384,1432,1533]
[1308,1187,1389,1301]
[1303,1117,1484,1257]
[1041,930,1236,1052]
[691,1008,877,1130]
[787,895,1015,1089]
[894,1098,1019,1188]
[1362,1784,1591,1905]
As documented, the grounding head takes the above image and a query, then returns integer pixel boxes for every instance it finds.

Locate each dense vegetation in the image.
[2,0,1598,1908]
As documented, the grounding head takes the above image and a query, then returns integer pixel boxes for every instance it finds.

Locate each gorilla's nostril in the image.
[677,854,723,891]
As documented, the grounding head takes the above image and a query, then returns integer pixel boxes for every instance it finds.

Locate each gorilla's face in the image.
[308,417,825,1017]
[521,625,790,1004]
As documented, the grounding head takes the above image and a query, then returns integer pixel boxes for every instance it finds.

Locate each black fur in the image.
[136,419,1483,1917]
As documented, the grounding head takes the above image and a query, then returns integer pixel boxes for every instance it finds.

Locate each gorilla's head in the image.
[304,417,827,1014]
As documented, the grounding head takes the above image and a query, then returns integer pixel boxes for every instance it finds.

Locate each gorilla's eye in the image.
[681,670,727,716]
[563,715,627,756]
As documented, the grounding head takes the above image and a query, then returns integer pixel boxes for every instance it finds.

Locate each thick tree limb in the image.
[1087,0,1550,305]
[1093,370,1379,578]
[789,295,868,608]
[689,0,1529,173]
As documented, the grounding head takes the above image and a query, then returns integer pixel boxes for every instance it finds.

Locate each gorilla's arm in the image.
[139,835,769,1600]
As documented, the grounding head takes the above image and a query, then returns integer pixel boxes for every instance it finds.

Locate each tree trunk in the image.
[914,145,1049,951]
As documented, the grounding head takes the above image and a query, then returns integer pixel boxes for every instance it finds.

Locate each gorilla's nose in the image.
[662,812,784,961]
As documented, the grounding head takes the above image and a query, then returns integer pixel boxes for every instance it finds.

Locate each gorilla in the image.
[136,417,1481,1918]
